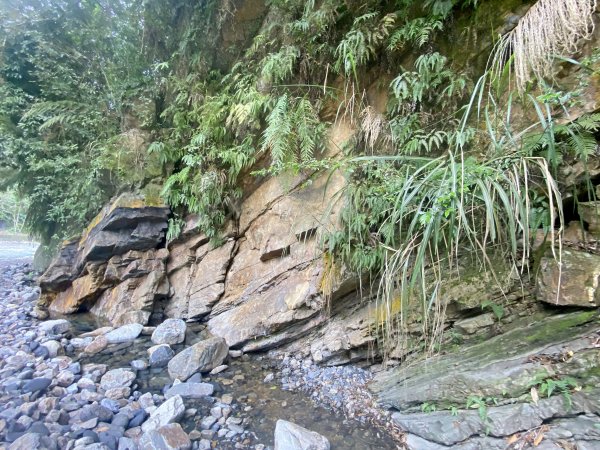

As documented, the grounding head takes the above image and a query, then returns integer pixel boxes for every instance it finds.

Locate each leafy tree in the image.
[0,0,155,245]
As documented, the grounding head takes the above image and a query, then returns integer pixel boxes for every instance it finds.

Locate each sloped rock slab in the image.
[165,382,214,399]
[141,395,185,433]
[371,311,599,410]
[139,423,191,450]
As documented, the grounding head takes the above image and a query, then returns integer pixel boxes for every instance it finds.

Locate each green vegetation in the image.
[0,0,598,353]
[529,375,580,409]
[0,189,28,234]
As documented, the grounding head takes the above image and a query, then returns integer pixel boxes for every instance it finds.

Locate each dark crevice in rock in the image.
[259,245,291,262]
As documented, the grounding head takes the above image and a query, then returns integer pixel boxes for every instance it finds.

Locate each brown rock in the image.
[537,248,600,307]
[49,268,106,315]
[206,172,346,351]
[84,335,108,354]
[38,238,80,292]
[91,269,168,326]
[165,241,235,320]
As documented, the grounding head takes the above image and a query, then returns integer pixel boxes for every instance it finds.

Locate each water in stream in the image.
[70,314,399,449]
[0,236,38,264]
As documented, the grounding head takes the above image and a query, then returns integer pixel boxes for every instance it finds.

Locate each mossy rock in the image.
[371,310,599,411]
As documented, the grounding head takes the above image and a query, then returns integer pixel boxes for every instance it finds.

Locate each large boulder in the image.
[100,368,136,390]
[38,193,170,320]
[167,337,228,381]
[103,323,144,344]
[537,248,600,308]
[76,192,169,269]
[38,319,70,335]
[152,319,187,345]
[164,382,214,399]
[38,238,80,292]
[274,420,330,450]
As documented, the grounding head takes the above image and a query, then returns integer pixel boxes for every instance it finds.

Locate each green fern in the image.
[335,12,396,80]
[260,94,325,172]
[388,17,443,51]
[260,46,300,85]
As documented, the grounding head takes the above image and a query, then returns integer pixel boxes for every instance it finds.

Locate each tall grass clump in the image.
[369,150,562,355]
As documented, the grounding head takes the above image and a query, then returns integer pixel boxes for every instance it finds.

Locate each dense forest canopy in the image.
[1,0,599,346]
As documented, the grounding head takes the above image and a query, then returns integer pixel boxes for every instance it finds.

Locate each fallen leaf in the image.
[533,432,544,446]
[531,387,539,404]
[506,434,519,445]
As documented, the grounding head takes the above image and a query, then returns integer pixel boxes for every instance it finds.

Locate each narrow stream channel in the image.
[68,314,399,449]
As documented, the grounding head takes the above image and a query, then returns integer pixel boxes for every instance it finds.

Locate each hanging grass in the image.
[489,0,597,92]
[363,151,562,355]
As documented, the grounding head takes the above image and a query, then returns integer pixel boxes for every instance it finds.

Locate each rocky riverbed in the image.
[0,261,401,450]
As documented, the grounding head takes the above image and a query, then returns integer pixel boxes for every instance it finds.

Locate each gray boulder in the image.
[167,337,228,381]
[148,344,174,367]
[100,368,136,390]
[104,323,144,344]
[274,420,330,450]
[165,382,214,399]
[39,319,70,335]
[141,395,185,433]
[151,319,186,345]
[8,433,42,450]
[41,340,62,358]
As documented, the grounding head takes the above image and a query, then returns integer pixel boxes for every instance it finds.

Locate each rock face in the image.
[38,193,170,325]
[205,171,350,352]
[168,337,228,380]
[393,389,600,448]
[537,248,600,308]
[34,131,385,363]
[371,311,599,410]
[274,420,330,450]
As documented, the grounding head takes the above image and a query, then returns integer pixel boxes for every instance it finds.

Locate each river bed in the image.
[67,313,399,449]
[0,244,401,449]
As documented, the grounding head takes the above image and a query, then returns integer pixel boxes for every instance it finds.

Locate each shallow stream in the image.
[69,314,399,449]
